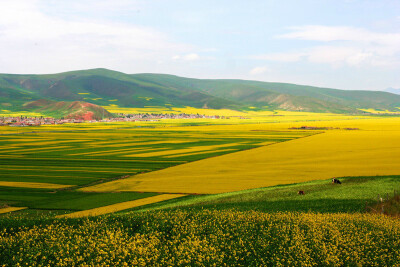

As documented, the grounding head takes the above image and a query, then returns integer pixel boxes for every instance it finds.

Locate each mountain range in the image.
[1,68,400,117]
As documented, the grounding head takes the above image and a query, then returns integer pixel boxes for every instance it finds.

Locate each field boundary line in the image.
[0,181,73,189]
[0,206,27,214]
[57,194,186,218]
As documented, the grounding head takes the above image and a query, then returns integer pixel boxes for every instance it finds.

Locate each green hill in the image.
[134,73,400,113]
[1,68,400,115]
[23,99,114,120]
[0,69,239,112]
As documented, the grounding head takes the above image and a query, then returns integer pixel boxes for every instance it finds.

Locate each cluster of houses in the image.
[117,113,230,120]
[0,116,87,127]
[289,126,359,130]
[0,113,231,127]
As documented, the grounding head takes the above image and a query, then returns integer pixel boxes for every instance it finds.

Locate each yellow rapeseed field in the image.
[125,143,243,157]
[0,181,73,189]
[58,194,186,218]
[2,210,400,266]
[164,148,237,158]
[0,206,27,214]
[83,117,400,194]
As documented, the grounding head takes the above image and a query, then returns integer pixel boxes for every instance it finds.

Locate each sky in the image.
[1,0,400,91]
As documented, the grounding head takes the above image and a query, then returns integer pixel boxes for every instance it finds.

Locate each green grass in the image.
[0,186,157,212]
[129,176,400,213]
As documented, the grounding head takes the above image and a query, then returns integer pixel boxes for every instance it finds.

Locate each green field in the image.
[128,175,400,213]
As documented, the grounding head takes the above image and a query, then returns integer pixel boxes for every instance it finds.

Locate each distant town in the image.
[0,113,233,127]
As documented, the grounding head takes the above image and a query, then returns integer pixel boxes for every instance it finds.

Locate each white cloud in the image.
[277,25,400,46]
[249,66,269,75]
[0,0,193,73]
[252,53,305,62]
[183,53,200,61]
[252,25,400,68]
[172,53,211,61]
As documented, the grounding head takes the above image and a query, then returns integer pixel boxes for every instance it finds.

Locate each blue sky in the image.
[1,0,400,90]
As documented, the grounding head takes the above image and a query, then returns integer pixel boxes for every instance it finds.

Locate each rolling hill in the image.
[135,73,400,113]
[1,68,400,115]
[23,99,114,120]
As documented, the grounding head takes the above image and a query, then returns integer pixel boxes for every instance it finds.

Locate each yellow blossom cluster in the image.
[1,210,400,266]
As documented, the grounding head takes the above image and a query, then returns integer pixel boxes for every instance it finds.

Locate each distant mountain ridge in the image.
[385,88,400,95]
[1,68,400,116]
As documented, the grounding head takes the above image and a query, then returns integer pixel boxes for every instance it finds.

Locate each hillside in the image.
[130,176,400,214]
[1,68,400,114]
[135,73,400,113]
[23,99,114,120]
[0,69,239,113]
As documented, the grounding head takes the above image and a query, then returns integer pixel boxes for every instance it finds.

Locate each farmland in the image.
[0,111,400,265]
[1,113,400,215]
[84,116,400,194]
[0,115,314,215]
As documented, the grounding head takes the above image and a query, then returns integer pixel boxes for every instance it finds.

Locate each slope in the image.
[23,99,115,120]
[132,73,400,113]
[0,69,239,111]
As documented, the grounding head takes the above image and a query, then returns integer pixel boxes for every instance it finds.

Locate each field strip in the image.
[0,165,145,172]
[0,157,187,163]
[164,148,238,158]
[0,181,73,189]
[81,130,400,194]
[0,174,97,178]
[99,148,165,157]
[257,141,276,146]
[0,206,27,214]
[4,146,70,153]
[0,168,137,174]
[0,155,24,158]
[58,194,186,218]
[125,143,243,157]
[69,147,161,156]
[68,147,154,156]
[1,140,89,147]
[88,140,193,148]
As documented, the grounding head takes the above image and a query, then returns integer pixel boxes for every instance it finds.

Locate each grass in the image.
[59,194,186,218]
[129,176,400,214]
[0,187,158,212]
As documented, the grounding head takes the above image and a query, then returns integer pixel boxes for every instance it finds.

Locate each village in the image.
[0,113,231,127]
